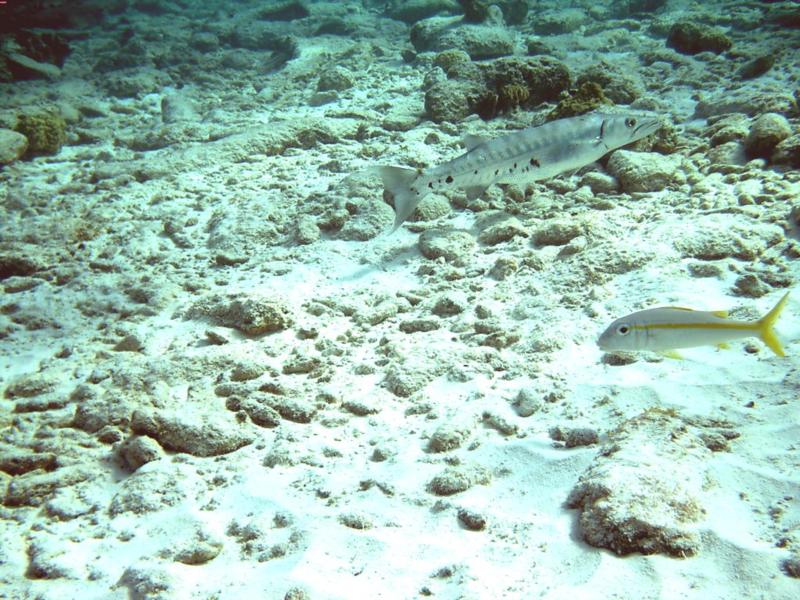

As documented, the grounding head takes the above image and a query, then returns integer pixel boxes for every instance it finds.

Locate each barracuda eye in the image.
[625,117,637,128]
[616,324,631,336]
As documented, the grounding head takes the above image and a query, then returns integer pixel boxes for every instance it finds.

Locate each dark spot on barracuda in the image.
[530,157,540,167]
[446,175,453,184]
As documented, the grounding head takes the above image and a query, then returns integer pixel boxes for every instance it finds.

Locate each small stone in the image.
[432,292,469,317]
[457,508,487,531]
[428,423,472,452]
[513,389,542,417]
[338,512,373,530]
[114,334,144,352]
[482,412,518,436]
[117,435,163,471]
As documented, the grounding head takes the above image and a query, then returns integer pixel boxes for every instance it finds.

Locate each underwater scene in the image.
[1,0,800,598]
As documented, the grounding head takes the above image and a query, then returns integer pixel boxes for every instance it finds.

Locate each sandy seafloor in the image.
[1,0,800,598]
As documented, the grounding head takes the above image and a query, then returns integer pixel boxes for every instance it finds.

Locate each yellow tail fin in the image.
[758,291,790,357]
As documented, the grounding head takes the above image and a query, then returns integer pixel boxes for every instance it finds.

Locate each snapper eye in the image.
[616,324,631,336]
[625,117,637,128]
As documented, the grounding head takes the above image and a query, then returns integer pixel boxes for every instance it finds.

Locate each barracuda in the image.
[374,111,662,231]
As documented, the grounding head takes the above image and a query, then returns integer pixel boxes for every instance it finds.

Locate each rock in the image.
[773,134,800,168]
[432,292,469,317]
[14,112,67,156]
[173,528,224,565]
[188,31,220,53]
[1,51,62,80]
[0,450,57,475]
[117,564,177,598]
[387,0,459,25]
[130,409,255,457]
[116,435,164,471]
[0,128,28,164]
[317,67,353,92]
[532,219,583,246]
[428,422,473,452]
[666,21,732,55]
[672,220,783,261]
[513,389,542,417]
[428,463,491,496]
[694,90,796,119]
[186,295,293,336]
[4,375,55,399]
[576,61,644,104]
[424,78,486,123]
[399,318,441,333]
[73,398,131,434]
[457,507,487,530]
[338,512,373,530]
[261,396,316,423]
[744,113,792,160]
[533,8,589,35]
[567,409,707,556]
[551,427,599,448]
[4,466,93,507]
[0,254,39,279]
[257,1,310,21]
[295,216,320,244]
[109,463,196,516]
[410,17,516,59]
[706,141,747,167]
[606,150,686,193]
[419,229,475,265]
[477,216,528,245]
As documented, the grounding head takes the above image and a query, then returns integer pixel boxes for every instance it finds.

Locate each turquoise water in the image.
[1,1,799,599]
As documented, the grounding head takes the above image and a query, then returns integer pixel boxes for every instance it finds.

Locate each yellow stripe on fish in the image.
[597,292,789,357]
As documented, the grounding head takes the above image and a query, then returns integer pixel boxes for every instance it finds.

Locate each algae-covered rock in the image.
[666,21,732,55]
[548,82,611,120]
[14,112,67,156]
[478,56,570,119]
[576,61,644,105]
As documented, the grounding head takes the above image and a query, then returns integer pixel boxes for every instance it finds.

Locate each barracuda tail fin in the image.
[372,166,421,232]
[758,291,790,357]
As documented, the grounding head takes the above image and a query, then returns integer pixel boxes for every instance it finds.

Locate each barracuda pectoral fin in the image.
[462,134,489,151]
[716,343,731,350]
[659,350,684,360]
[464,184,490,200]
[372,165,423,232]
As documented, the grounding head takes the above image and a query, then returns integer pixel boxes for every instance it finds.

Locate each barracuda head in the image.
[597,113,662,148]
